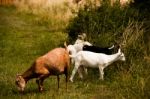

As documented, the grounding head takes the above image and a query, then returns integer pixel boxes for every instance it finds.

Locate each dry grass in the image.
[122,21,144,46]
[13,0,75,31]
[1,2,150,98]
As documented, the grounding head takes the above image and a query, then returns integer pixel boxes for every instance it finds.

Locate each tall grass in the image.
[0,0,150,98]
[14,0,74,32]
[66,1,150,98]
[0,6,68,97]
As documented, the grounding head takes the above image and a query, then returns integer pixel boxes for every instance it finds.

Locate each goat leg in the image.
[70,65,79,82]
[36,79,44,92]
[77,66,84,79]
[36,74,49,92]
[57,75,60,89]
[99,66,104,80]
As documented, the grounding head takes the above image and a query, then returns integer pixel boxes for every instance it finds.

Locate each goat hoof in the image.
[69,79,73,82]
[39,88,44,92]
[99,78,104,80]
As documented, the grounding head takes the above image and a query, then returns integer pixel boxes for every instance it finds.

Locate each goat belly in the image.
[45,65,64,75]
[80,59,99,68]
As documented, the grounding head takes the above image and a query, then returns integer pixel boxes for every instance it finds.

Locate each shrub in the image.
[66,1,141,46]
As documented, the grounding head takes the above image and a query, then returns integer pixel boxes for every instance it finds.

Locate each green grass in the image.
[0,6,150,99]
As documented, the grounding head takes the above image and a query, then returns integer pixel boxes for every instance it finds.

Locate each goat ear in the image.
[118,48,121,53]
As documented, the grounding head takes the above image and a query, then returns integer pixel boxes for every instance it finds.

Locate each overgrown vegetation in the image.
[66,0,150,98]
[14,0,74,32]
[0,0,150,98]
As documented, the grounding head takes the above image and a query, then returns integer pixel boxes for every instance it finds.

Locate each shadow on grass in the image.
[11,85,66,96]
[12,88,42,95]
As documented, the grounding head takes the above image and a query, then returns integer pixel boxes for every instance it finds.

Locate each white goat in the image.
[69,48,125,82]
[67,41,92,77]
[67,41,92,54]
[74,41,92,52]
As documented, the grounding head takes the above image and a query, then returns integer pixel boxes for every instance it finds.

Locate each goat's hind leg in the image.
[69,65,80,82]
[57,75,60,89]
[65,73,68,91]
[83,67,88,75]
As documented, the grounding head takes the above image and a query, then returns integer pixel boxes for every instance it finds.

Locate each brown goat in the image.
[15,48,70,92]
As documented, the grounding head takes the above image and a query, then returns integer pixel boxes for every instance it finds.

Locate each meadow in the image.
[0,0,150,98]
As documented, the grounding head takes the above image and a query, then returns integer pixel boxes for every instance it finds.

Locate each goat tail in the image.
[64,41,67,50]
[108,45,114,49]
[69,54,75,58]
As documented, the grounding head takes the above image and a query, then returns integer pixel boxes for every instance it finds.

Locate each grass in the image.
[0,5,150,99]
[14,0,73,32]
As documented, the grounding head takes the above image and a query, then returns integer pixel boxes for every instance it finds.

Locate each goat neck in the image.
[105,49,122,65]
[21,62,36,82]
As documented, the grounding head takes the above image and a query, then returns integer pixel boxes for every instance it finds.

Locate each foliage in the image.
[66,1,141,45]
[14,0,73,32]
[66,1,150,98]
[0,0,150,98]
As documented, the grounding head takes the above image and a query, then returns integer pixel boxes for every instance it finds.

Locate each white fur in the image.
[74,39,84,44]
[68,41,92,53]
[69,48,125,82]
[67,41,92,63]
[74,41,92,52]
[67,41,92,77]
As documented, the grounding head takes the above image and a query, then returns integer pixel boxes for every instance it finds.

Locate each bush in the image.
[66,2,150,98]
[66,1,141,46]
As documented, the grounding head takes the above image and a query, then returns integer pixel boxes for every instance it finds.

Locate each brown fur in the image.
[16,48,70,92]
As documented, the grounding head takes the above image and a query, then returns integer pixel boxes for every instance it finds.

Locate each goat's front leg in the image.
[36,78,44,92]
[83,67,88,75]
[69,65,79,82]
[99,66,104,80]
[36,75,49,92]
[57,75,60,89]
